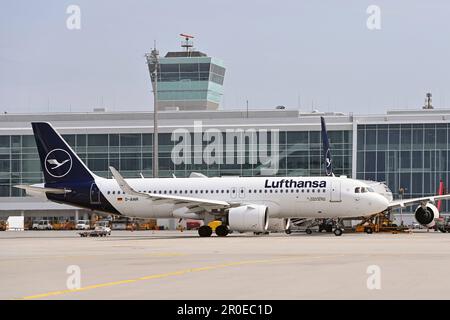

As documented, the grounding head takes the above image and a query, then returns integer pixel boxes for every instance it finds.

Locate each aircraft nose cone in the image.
[375,194,389,212]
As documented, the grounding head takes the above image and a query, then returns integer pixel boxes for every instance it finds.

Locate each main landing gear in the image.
[198,225,213,237]
[215,225,229,237]
[197,224,230,237]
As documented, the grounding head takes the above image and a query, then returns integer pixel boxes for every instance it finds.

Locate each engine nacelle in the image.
[267,218,290,232]
[415,203,439,228]
[228,205,269,232]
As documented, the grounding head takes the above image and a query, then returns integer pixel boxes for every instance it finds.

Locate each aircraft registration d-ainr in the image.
[16,122,450,237]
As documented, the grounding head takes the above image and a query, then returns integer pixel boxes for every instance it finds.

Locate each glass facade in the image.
[147,56,225,110]
[156,63,225,85]
[0,129,352,198]
[357,123,450,212]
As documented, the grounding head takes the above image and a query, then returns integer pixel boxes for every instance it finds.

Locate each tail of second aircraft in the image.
[320,116,334,177]
[32,122,96,185]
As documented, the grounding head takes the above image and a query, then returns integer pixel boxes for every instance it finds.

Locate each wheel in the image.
[198,225,213,237]
[215,225,229,237]
[285,229,292,235]
[306,228,312,235]
[334,228,343,236]
[365,227,373,234]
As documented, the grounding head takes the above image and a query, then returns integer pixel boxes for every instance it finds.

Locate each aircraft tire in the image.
[215,225,229,237]
[198,225,213,237]
[306,228,312,235]
[365,227,373,234]
[334,228,343,236]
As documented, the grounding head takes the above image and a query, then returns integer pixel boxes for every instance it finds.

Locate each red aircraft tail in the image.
[437,179,445,211]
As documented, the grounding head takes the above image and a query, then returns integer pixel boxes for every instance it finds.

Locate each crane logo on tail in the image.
[325,148,333,176]
[44,149,72,178]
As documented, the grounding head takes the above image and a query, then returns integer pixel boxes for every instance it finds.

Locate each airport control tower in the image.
[146,34,225,111]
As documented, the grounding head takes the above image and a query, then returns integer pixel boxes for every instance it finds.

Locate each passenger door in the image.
[330,180,342,202]
[90,183,101,205]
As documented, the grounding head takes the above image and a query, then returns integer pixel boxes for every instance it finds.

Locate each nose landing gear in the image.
[333,219,344,237]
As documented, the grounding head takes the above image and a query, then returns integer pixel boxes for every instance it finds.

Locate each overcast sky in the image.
[1,0,450,115]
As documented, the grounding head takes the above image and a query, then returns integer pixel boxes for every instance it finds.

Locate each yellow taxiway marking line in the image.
[19,255,340,300]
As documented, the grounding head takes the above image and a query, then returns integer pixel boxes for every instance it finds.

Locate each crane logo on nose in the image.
[45,149,72,178]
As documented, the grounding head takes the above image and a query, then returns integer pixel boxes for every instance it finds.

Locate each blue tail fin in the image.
[320,116,334,177]
[32,122,95,185]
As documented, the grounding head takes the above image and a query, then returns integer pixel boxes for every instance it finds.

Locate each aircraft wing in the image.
[388,194,450,209]
[109,166,233,212]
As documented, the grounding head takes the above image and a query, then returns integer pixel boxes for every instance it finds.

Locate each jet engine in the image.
[267,218,290,233]
[414,203,439,228]
[228,205,269,232]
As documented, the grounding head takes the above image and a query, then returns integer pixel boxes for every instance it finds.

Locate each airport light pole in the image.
[146,47,159,178]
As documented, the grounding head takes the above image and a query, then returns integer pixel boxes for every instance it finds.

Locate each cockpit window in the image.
[361,187,367,193]
[355,187,360,193]
[367,187,374,192]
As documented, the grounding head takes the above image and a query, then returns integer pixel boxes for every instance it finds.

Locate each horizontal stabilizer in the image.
[14,184,70,194]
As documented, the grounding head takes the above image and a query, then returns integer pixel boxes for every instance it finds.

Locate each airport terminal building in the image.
[1,40,449,226]
[1,107,450,225]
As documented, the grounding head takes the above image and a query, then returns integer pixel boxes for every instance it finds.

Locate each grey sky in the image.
[1,0,450,115]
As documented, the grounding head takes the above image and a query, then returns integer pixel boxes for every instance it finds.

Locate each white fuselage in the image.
[95,176,389,220]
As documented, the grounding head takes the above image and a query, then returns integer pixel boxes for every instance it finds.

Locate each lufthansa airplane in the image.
[16,122,450,237]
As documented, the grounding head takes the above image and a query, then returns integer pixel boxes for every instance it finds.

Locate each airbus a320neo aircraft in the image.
[16,122,450,237]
